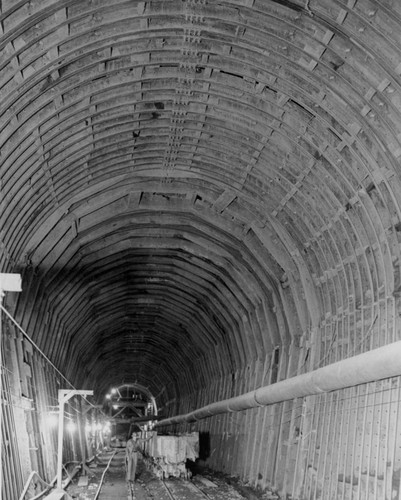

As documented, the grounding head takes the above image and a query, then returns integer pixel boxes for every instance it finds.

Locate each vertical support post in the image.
[56,390,94,491]
[56,392,66,490]
[78,399,86,470]
[78,400,93,477]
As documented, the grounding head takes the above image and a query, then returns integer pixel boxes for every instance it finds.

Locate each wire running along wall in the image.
[1,349,24,500]
[1,319,82,500]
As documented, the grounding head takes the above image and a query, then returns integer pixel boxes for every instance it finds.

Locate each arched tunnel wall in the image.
[161,336,401,498]
[1,1,401,499]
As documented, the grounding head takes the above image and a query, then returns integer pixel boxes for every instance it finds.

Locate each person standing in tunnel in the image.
[125,432,152,483]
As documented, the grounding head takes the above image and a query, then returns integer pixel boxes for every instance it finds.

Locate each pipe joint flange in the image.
[253,390,264,407]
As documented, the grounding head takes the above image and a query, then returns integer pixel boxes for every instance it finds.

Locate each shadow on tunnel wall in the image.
[199,431,210,460]
[187,431,210,475]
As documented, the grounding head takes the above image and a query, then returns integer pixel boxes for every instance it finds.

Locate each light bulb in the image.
[45,413,58,427]
[67,422,76,433]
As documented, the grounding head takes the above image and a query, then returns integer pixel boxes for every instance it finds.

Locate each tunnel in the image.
[1,0,401,499]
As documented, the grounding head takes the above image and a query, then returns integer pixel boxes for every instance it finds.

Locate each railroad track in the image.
[92,453,245,500]
[162,478,211,500]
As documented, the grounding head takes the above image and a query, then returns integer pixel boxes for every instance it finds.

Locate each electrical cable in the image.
[17,471,53,500]
[1,304,74,389]
[1,304,104,414]
[93,451,117,500]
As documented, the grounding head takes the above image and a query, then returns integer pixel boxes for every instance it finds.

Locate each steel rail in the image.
[188,480,211,500]
[161,480,176,500]
[162,478,212,500]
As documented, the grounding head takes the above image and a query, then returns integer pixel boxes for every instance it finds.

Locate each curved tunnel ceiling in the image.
[2,0,401,409]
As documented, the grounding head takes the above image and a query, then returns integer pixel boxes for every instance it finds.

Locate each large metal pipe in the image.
[156,340,401,427]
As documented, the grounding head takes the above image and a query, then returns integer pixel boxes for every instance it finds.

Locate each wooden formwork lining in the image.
[175,325,401,498]
[2,1,401,497]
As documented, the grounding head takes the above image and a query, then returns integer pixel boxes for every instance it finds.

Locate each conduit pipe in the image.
[19,465,80,500]
[156,340,401,426]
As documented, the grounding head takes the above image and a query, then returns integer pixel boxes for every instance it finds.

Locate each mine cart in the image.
[144,432,199,479]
